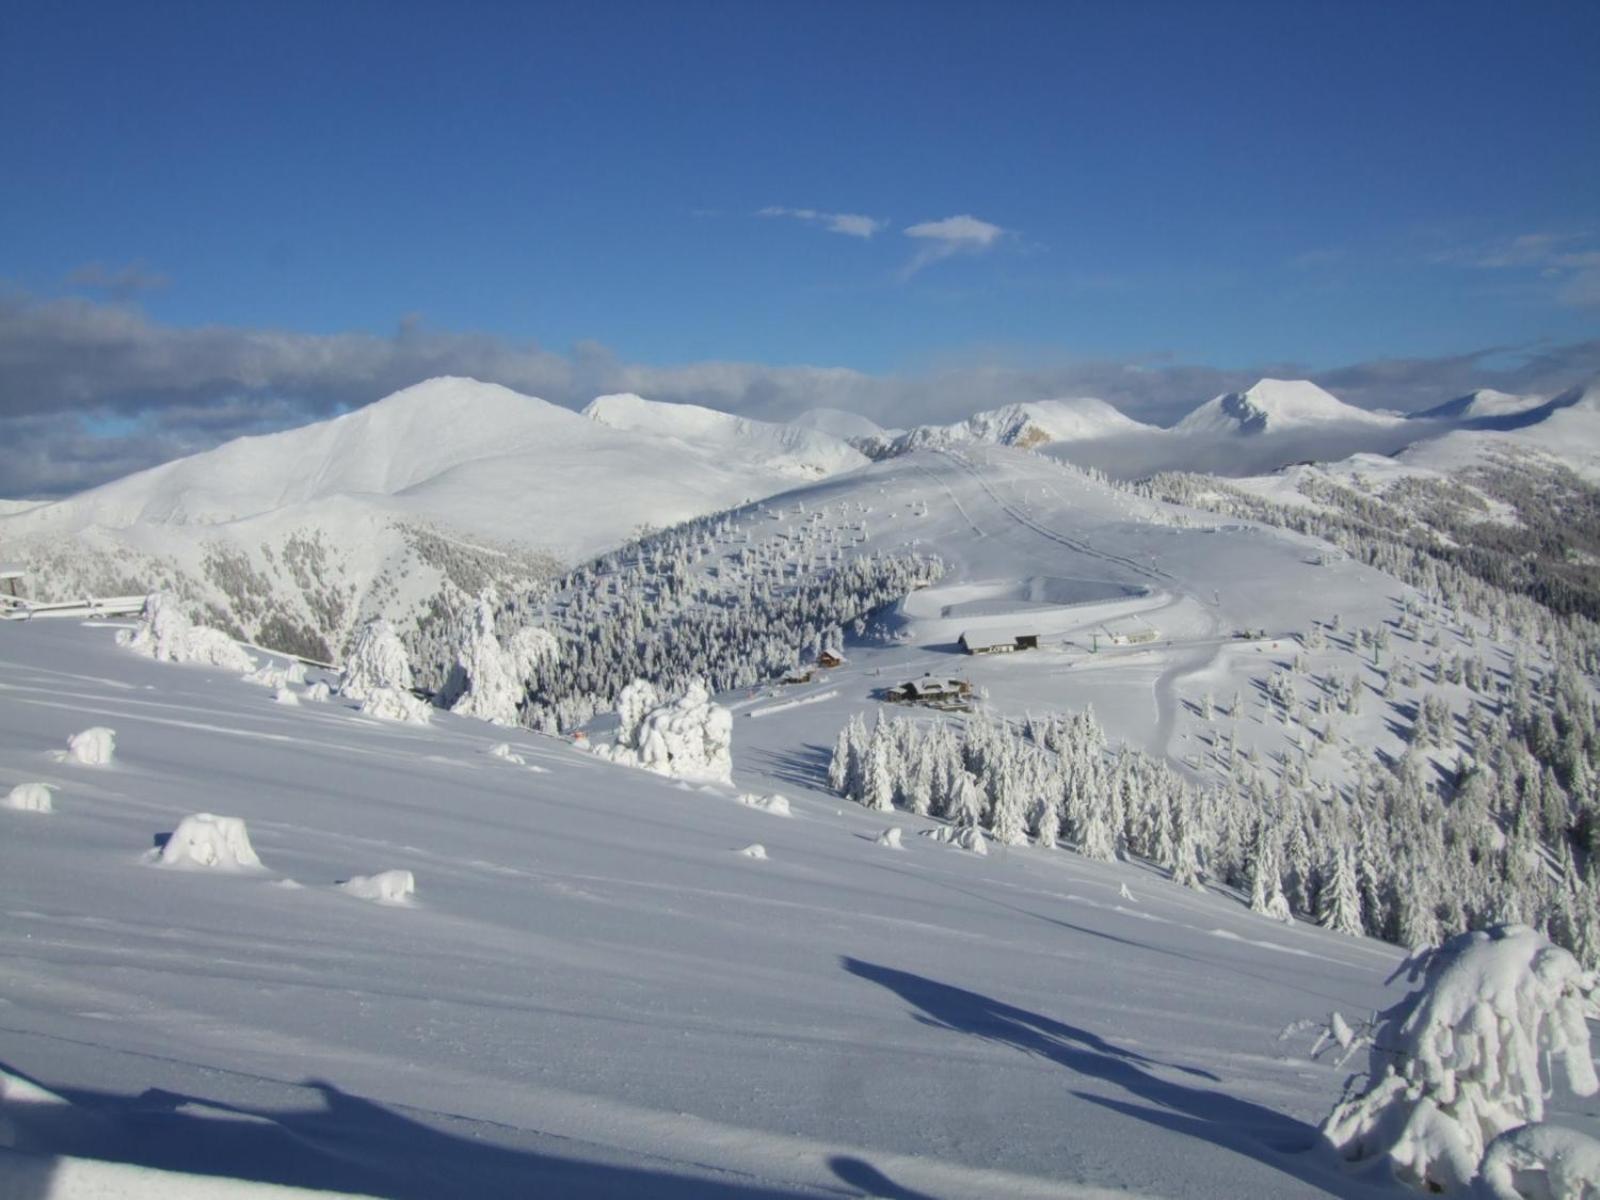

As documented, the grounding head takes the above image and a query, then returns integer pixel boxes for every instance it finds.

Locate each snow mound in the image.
[155,813,263,870]
[1173,379,1401,436]
[876,826,904,849]
[4,782,54,813]
[273,686,299,706]
[358,687,431,724]
[64,726,115,766]
[921,826,988,855]
[595,678,733,784]
[246,660,306,690]
[338,869,416,904]
[736,792,792,817]
[304,681,331,702]
[738,843,768,860]
[488,742,527,765]
[1479,1123,1600,1200]
[1321,925,1598,1193]
[116,593,256,672]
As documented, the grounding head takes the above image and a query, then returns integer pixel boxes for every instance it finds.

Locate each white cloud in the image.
[901,214,1005,276]
[757,206,886,239]
[3,289,1598,498]
[1434,232,1600,308]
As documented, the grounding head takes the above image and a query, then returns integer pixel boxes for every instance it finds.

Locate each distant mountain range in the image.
[3,370,1596,660]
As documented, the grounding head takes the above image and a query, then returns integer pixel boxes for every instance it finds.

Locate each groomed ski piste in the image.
[3,616,1404,1200]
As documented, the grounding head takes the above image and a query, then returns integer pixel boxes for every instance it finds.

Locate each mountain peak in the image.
[1173,378,1398,436]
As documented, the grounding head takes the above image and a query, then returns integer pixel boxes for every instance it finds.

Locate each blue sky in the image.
[1,0,1598,492]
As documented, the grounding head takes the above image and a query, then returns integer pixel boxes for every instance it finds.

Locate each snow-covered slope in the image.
[1412,388,1546,425]
[787,406,893,441]
[0,617,1408,1199]
[0,379,871,660]
[581,392,868,479]
[1172,380,1402,437]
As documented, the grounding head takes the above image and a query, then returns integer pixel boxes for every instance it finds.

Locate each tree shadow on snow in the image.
[840,959,1371,1199]
[745,742,834,791]
[0,1063,818,1200]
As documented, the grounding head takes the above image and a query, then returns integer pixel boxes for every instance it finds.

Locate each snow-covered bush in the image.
[876,826,904,849]
[921,825,987,855]
[1478,1123,1600,1200]
[338,618,415,701]
[64,727,115,766]
[4,783,54,813]
[359,687,431,724]
[739,843,768,860]
[304,680,332,702]
[154,814,262,869]
[1321,925,1598,1193]
[338,869,415,904]
[593,677,733,784]
[245,659,306,690]
[117,592,256,672]
[488,742,526,765]
[273,686,299,706]
[736,792,791,816]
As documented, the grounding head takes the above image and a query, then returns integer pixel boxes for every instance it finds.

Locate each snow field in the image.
[0,619,1428,1198]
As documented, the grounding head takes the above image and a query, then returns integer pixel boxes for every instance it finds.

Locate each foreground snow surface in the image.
[0,622,1423,1198]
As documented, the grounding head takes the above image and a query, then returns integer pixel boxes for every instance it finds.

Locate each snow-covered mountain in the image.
[0,378,870,660]
[580,392,867,478]
[1172,379,1402,437]
[1412,387,1546,425]
[787,405,894,441]
[878,398,1155,456]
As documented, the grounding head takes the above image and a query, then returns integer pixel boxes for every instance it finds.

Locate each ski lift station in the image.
[958,630,1041,655]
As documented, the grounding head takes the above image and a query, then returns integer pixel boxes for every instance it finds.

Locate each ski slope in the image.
[0,617,1410,1199]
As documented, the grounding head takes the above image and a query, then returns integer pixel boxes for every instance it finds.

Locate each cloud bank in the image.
[1,290,1596,499]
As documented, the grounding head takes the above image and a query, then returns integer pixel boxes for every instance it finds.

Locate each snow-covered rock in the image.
[876,826,904,849]
[1321,925,1598,1193]
[154,814,262,870]
[338,870,416,904]
[738,843,768,860]
[273,686,299,706]
[488,742,527,765]
[4,783,54,813]
[117,593,256,673]
[64,727,115,766]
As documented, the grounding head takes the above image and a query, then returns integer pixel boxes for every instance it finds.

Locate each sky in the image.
[2,0,1598,496]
